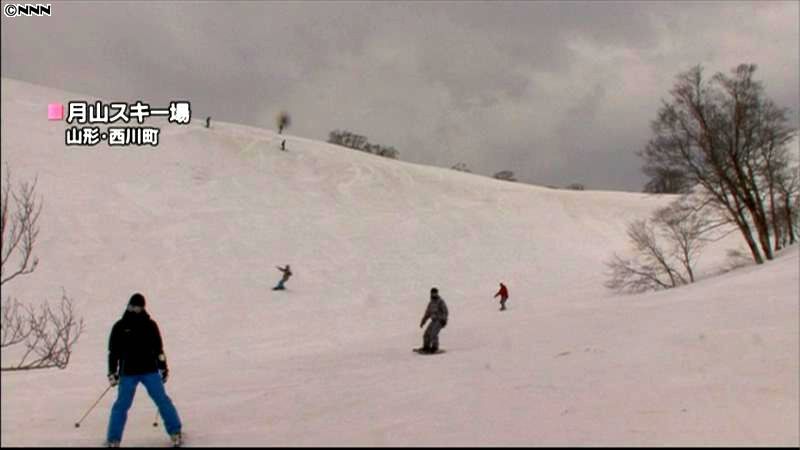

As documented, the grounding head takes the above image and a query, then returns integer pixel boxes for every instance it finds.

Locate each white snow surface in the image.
[1,78,797,446]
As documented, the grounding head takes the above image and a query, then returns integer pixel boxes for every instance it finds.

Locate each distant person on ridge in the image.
[280,139,286,151]
[273,264,292,290]
[415,287,449,354]
[205,116,211,128]
[494,282,509,311]
[106,293,182,448]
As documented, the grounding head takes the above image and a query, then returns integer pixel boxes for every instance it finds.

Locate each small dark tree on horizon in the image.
[451,163,472,173]
[565,183,585,191]
[493,170,517,182]
[328,129,399,159]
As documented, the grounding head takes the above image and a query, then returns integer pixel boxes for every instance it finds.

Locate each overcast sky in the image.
[2,1,798,191]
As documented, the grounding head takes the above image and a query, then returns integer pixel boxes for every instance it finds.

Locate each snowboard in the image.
[413,348,446,355]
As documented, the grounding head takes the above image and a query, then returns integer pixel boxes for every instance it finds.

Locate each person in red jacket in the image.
[494,282,509,311]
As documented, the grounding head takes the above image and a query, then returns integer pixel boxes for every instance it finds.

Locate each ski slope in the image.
[1,78,797,446]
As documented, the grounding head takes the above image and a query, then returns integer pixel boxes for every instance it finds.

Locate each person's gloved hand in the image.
[108,373,119,387]
[441,320,447,328]
[157,353,169,383]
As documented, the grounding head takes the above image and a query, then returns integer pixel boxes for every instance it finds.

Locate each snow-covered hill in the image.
[1,78,797,446]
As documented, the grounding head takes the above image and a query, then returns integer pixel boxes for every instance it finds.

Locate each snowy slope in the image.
[1,78,797,446]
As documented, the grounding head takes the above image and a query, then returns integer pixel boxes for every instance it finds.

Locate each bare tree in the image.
[751,102,797,252]
[373,145,399,159]
[606,219,686,292]
[774,163,799,247]
[277,111,291,134]
[653,197,727,283]
[493,170,517,182]
[1,165,84,371]
[2,291,84,371]
[329,130,367,150]
[605,196,726,292]
[328,130,400,159]
[639,63,797,264]
[794,185,800,239]
[1,169,40,285]
[451,162,472,173]
[565,183,585,191]
[642,166,690,193]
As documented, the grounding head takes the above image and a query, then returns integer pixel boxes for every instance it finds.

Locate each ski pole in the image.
[74,385,113,428]
[153,410,160,427]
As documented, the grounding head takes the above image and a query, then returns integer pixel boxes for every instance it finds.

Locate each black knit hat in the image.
[129,293,146,308]
[430,287,439,295]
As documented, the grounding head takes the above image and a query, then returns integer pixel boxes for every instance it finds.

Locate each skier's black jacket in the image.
[108,309,167,376]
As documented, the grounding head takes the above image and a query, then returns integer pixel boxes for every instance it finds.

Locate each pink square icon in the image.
[48,103,64,121]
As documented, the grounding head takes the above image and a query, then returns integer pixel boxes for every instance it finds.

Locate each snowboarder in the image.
[494,282,509,311]
[205,116,211,128]
[415,287,448,354]
[280,139,286,151]
[105,293,182,448]
[273,264,292,290]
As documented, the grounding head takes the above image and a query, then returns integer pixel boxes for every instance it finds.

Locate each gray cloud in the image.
[2,1,798,191]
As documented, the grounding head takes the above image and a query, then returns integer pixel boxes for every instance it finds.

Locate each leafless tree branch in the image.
[1,165,41,285]
[605,194,722,293]
[2,291,85,371]
[1,166,84,371]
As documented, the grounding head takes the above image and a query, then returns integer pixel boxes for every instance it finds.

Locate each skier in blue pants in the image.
[106,293,182,447]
